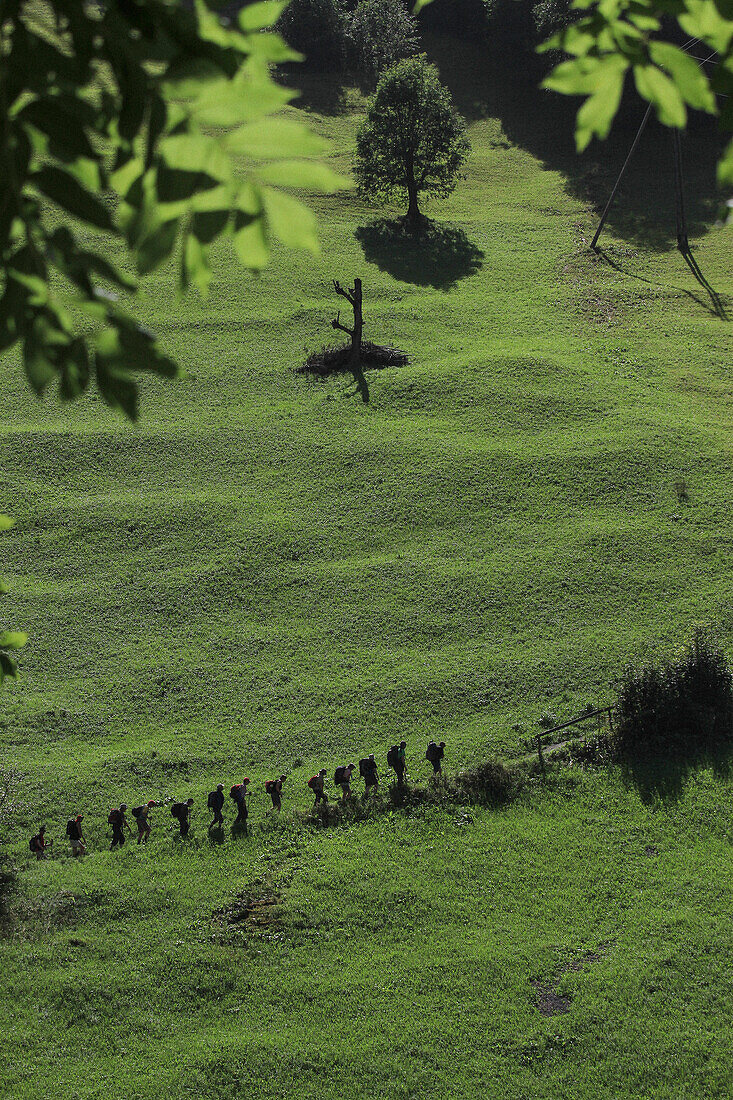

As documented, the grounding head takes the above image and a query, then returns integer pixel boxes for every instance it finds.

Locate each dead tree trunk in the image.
[331,278,369,403]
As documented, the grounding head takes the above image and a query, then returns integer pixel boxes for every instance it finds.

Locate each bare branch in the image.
[333,280,356,306]
[330,312,354,336]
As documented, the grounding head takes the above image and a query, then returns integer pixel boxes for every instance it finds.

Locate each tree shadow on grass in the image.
[620,743,733,805]
[423,33,724,256]
[355,218,484,289]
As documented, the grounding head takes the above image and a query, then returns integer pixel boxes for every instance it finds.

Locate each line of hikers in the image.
[28,740,446,859]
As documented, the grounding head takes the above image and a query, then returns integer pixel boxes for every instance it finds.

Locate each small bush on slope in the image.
[614,629,733,763]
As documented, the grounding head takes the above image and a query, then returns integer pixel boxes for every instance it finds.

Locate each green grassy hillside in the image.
[1,33,732,1100]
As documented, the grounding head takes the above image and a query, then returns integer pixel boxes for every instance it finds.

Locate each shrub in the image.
[346,0,420,87]
[276,0,348,70]
[614,629,733,762]
[566,735,613,768]
[453,759,516,806]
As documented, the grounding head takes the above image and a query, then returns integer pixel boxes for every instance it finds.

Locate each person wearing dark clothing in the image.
[426,741,446,775]
[171,798,194,837]
[29,825,52,860]
[339,763,355,802]
[109,804,131,849]
[395,741,407,788]
[66,815,86,856]
[266,775,286,812]
[232,779,250,831]
[308,769,328,805]
[208,784,225,829]
[362,754,379,796]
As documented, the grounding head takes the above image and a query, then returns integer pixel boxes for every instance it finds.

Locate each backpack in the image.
[65,820,76,838]
[386,746,399,770]
[229,784,240,800]
[426,741,437,762]
[207,792,216,809]
[29,835,41,852]
[131,806,144,819]
[265,780,276,795]
[108,809,120,826]
[171,802,185,819]
[359,758,369,778]
[307,775,319,790]
[334,765,346,786]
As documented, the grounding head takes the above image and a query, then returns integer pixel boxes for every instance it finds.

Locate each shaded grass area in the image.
[427,34,726,256]
[0,31,731,1100]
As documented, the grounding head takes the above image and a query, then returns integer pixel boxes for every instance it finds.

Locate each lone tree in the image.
[354,56,470,228]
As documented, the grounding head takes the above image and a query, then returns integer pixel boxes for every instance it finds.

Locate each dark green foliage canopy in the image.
[276,0,348,69]
[346,0,420,86]
[354,56,470,221]
[481,0,573,48]
[0,0,345,421]
[614,630,733,763]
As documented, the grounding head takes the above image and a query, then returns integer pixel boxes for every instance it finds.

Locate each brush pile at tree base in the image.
[298,341,409,377]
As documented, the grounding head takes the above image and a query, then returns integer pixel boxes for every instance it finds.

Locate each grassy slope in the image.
[1,33,733,1099]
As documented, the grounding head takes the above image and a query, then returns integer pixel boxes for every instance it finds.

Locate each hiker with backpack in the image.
[426,741,446,776]
[334,763,355,802]
[171,798,194,838]
[386,744,400,786]
[308,769,328,806]
[230,779,250,832]
[109,804,131,849]
[65,815,86,857]
[208,784,226,829]
[29,825,52,860]
[132,801,156,844]
[360,754,379,797]
[396,741,407,788]
[266,775,286,812]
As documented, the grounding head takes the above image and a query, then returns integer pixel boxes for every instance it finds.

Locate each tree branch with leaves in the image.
[539,0,733,196]
[0,0,349,421]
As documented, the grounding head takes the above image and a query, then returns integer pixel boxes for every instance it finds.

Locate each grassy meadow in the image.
[1,30,733,1100]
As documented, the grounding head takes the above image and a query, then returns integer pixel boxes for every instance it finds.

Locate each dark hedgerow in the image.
[614,630,733,763]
